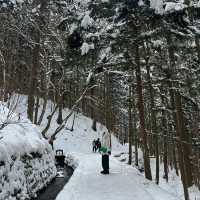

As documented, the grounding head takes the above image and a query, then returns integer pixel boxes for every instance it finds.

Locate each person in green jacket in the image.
[99,131,111,174]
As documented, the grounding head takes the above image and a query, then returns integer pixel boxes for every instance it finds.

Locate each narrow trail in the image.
[53,118,181,200]
[35,166,73,200]
[56,153,180,200]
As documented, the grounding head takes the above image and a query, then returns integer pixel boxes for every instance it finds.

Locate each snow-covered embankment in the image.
[0,104,56,200]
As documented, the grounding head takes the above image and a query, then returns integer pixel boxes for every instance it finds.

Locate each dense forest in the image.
[0,0,200,199]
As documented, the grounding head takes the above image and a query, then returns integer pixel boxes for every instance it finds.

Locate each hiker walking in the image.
[92,139,97,152]
[100,131,111,174]
[95,138,101,152]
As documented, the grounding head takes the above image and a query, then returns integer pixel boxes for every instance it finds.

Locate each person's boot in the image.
[104,170,109,174]
[100,170,109,174]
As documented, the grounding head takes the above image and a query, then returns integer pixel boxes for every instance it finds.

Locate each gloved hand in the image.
[108,151,111,155]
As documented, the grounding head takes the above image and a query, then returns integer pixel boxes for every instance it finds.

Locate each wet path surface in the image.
[35,166,73,200]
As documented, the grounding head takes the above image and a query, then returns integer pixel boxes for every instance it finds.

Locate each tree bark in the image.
[175,93,190,200]
[166,32,190,199]
[146,57,159,184]
[128,82,133,165]
[37,95,48,125]
[135,43,152,180]
[27,38,39,121]
[27,1,48,121]
[57,94,63,125]
[42,105,58,137]
[161,93,168,182]
[34,95,40,124]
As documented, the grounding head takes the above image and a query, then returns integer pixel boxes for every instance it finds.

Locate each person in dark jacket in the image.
[95,138,101,152]
[92,139,97,152]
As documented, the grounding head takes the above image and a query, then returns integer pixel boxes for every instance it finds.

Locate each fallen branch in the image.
[50,85,97,141]
[42,104,58,138]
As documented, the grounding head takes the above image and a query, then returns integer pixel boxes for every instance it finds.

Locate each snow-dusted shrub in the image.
[0,152,56,199]
[0,104,57,199]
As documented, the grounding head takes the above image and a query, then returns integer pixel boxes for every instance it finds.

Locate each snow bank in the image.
[65,154,79,169]
[113,145,200,200]
[0,103,56,200]
[189,185,200,200]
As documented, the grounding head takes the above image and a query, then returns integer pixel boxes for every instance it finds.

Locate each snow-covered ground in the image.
[50,111,195,200]
[54,114,123,154]
[56,152,180,200]
[112,147,200,200]
[3,94,200,200]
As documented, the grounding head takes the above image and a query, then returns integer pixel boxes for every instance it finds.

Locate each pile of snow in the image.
[99,46,112,62]
[81,42,95,55]
[0,103,56,200]
[189,185,200,200]
[101,0,109,3]
[164,2,187,13]
[150,0,188,14]
[150,0,164,14]
[138,0,145,7]
[81,13,94,29]
[0,105,49,161]
[0,103,53,162]
[0,0,24,9]
[65,154,79,169]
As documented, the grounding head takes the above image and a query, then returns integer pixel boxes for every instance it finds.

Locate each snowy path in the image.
[53,116,180,200]
[56,153,180,200]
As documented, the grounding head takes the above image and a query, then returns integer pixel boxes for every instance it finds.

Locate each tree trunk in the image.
[37,95,48,125]
[135,43,152,180]
[161,93,168,182]
[146,59,159,184]
[27,36,39,121]
[133,96,139,167]
[128,82,133,165]
[166,32,189,200]
[34,96,40,124]
[175,93,190,200]
[165,32,179,176]
[57,94,63,125]
[27,1,48,121]
[92,119,97,131]
[42,105,58,137]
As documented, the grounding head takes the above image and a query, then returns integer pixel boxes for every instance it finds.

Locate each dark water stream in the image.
[35,166,73,200]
